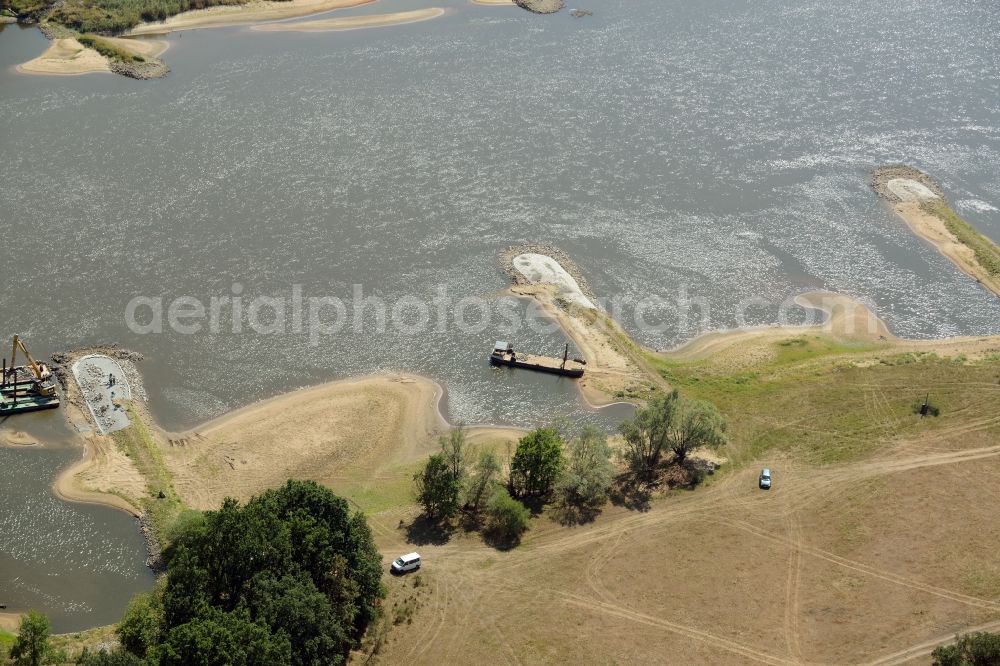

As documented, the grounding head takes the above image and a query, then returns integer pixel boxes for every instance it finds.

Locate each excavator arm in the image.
[12,335,45,380]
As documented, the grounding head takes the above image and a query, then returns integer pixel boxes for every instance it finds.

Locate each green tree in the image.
[439,427,470,487]
[152,607,290,666]
[483,488,530,548]
[243,571,347,666]
[554,426,613,522]
[153,480,384,665]
[117,591,162,658]
[414,453,460,521]
[619,389,726,479]
[9,611,51,666]
[932,631,1000,665]
[465,450,501,514]
[509,428,565,498]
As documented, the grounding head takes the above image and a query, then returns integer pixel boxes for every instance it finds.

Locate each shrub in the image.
[483,488,530,549]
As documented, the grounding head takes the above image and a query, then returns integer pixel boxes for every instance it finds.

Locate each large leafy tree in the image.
[9,610,51,666]
[509,428,565,498]
[932,631,1000,666]
[152,607,291,666]
[619,389,726,479]
[414,453,461,521]
[134,480,384,666]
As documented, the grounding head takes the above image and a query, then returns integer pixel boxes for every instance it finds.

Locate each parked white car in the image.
[391,552,421,574]
[759,468,772,490]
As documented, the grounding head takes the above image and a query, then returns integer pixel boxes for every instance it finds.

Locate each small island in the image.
[873,165,1000,300]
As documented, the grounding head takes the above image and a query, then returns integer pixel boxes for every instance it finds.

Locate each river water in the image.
[1,0,999,630]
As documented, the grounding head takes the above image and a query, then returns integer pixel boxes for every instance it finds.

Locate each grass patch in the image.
[960,566,1000,598]
[50,0,250,34]
[0,629,15,646]
[922,200,1000,279]
[77,34,143,62]
[648,338,1000,467]
[112,406,183,545]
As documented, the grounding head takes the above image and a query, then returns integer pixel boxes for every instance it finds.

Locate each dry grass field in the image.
[367,335,1000,666]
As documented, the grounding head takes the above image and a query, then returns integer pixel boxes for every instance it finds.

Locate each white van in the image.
[391,552,421,574]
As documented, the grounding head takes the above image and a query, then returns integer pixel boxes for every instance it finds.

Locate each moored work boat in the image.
[489,341,585,378]
[1,336,60,415]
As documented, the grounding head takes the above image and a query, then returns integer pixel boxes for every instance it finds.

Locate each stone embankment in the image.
[514,0,564,14]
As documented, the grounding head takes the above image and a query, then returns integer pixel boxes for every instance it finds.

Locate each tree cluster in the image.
[932,631,1000,666]
[71,480,383,666]
[619,389,726,482]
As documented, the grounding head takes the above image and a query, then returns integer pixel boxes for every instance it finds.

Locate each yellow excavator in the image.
[5,335,57,397]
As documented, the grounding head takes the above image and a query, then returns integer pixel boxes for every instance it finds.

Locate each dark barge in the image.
[489,341,585,378]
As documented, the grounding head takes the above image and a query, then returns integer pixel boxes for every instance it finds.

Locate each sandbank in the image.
[58,372,522,514]
[16,38,110,75]
[251,7,444,32]
[665,291,893,361]
[128,0,374,35]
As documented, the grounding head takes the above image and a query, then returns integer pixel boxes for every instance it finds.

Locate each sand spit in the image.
[251,7,444,32]
[129,0,373,34]
[514,0,564,13]
[873,166,1000,300]
[499,246,662,404]
[16,36,169,78]
[55,370,523,516]
[16,38,111,75]
[665,292,893,363]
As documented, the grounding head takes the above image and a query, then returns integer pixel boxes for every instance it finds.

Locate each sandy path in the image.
[892,201,1000,299]
[251,7,444,31]
[128,0,374,35]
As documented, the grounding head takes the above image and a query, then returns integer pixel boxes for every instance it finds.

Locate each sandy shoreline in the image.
[251,7,444,32]
[129,0,373,35]
[664,291,893,360]
[54,372,524,515]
